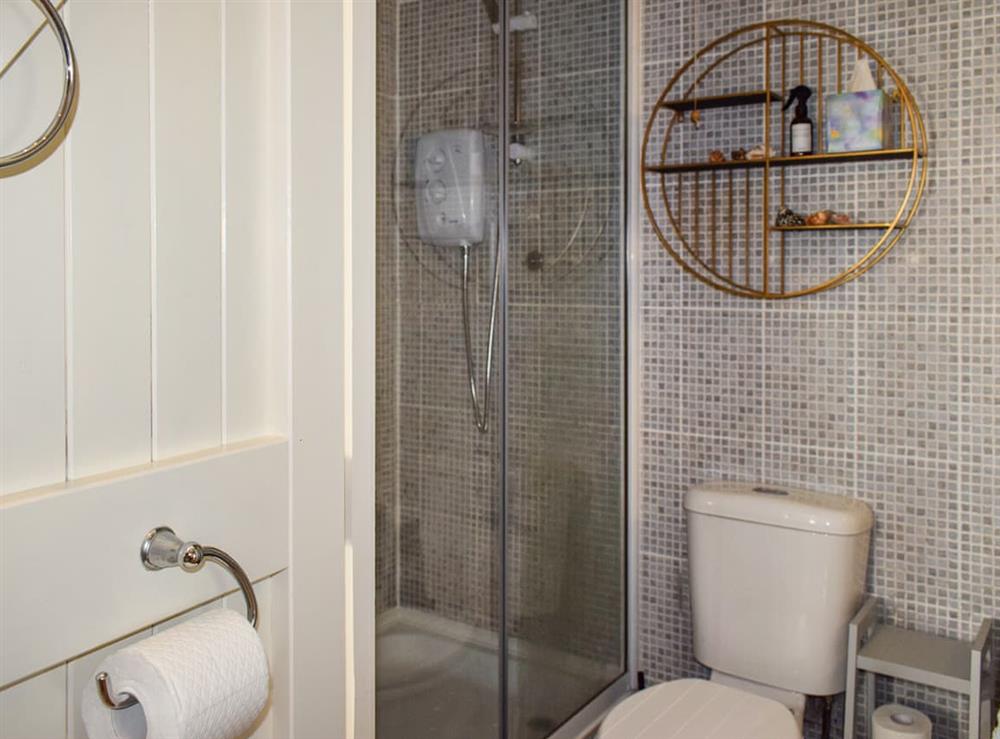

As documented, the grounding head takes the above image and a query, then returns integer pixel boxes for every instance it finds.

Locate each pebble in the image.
[776,207,806,226]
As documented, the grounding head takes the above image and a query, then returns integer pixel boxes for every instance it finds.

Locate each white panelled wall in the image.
[1,0,284,735]
[0,0,375,739]
[0,0,280,499]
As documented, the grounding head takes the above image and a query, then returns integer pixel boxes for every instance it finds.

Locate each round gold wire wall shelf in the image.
[641,19,928,299]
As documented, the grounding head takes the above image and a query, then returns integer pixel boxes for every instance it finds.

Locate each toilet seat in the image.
[598,678,800,739]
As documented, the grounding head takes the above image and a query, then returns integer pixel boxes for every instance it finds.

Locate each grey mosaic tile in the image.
[507,411,623,664]
[638,553,706,684]
[679,307,764,441]
[639,308,682,435]
[536,69,622,191]
[637,4,1000,739]
[762,443,857,498]
[417,0,485,96]
[961,312,1000,470]
[539,0,621,78]
[962,462,1000,618]
[397,1,421,96]
[855,310,962,462]
[641,0,687,67]
[762,306,857,450]
[639,431,688,561]
[858,454,963,637]
[679,430,765,491]
[960,1,1000,313]
[377,0,399,617]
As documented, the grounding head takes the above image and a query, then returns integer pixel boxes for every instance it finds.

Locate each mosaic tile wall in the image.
[376,0,626,670]
[383,0,505,632]
[504,0,624,665]
[638,1,999,738]
[376,0,398,616]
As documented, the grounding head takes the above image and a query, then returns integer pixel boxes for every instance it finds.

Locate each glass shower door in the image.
[503,1,627,736]
[375,1,625,737]
[375,1,504,737]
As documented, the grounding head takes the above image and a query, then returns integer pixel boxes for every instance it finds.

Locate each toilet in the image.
[600,481,874,739]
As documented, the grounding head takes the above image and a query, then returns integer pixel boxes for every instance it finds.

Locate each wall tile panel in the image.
[638,3,1000,738]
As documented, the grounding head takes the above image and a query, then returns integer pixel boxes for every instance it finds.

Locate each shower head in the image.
[481,0,499,26]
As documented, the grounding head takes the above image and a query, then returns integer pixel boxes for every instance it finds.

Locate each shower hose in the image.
[461,226,501,434]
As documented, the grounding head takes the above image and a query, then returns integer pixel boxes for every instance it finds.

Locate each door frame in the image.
[626,0,643,692]
[286,0,376,736]
[346,1,377,737]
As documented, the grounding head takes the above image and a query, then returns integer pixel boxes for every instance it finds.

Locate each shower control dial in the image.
[427,179,449,205]
[415,129,486,247]
[427,148,447,172]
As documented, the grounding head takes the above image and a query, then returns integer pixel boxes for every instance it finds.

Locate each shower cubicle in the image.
[375,1,627,736]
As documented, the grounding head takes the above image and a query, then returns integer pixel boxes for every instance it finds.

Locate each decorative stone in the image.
[731,148,747,160]
[775,207,806,227]
[806,210,831,226]
[708,149,725,163]
[830,212,852,224]
[747,144,774,160]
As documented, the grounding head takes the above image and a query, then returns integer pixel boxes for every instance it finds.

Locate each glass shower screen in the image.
[375,1,625,737]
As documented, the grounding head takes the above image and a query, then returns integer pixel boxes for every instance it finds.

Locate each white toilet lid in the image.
[598,679,800,739]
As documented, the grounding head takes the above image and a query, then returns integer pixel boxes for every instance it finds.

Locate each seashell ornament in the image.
[747,144,775,160]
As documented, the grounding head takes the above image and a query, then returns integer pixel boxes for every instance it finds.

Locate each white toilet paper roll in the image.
[873,704,932,739]
[82,608,269,739]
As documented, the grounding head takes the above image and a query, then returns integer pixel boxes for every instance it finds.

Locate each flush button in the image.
[753,486,789,496]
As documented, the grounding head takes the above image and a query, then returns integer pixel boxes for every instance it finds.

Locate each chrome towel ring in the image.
[96,526,260,710]
[0,0,78,176]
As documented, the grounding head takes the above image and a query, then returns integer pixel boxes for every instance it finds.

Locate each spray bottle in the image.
[783,85,814,155]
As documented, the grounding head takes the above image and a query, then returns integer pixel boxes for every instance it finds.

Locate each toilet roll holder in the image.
[96,526,259,710]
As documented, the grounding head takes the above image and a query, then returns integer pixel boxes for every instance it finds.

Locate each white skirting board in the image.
[0,436,289,687]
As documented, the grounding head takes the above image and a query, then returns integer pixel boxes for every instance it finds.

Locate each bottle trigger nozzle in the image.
[783,85,812,114]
